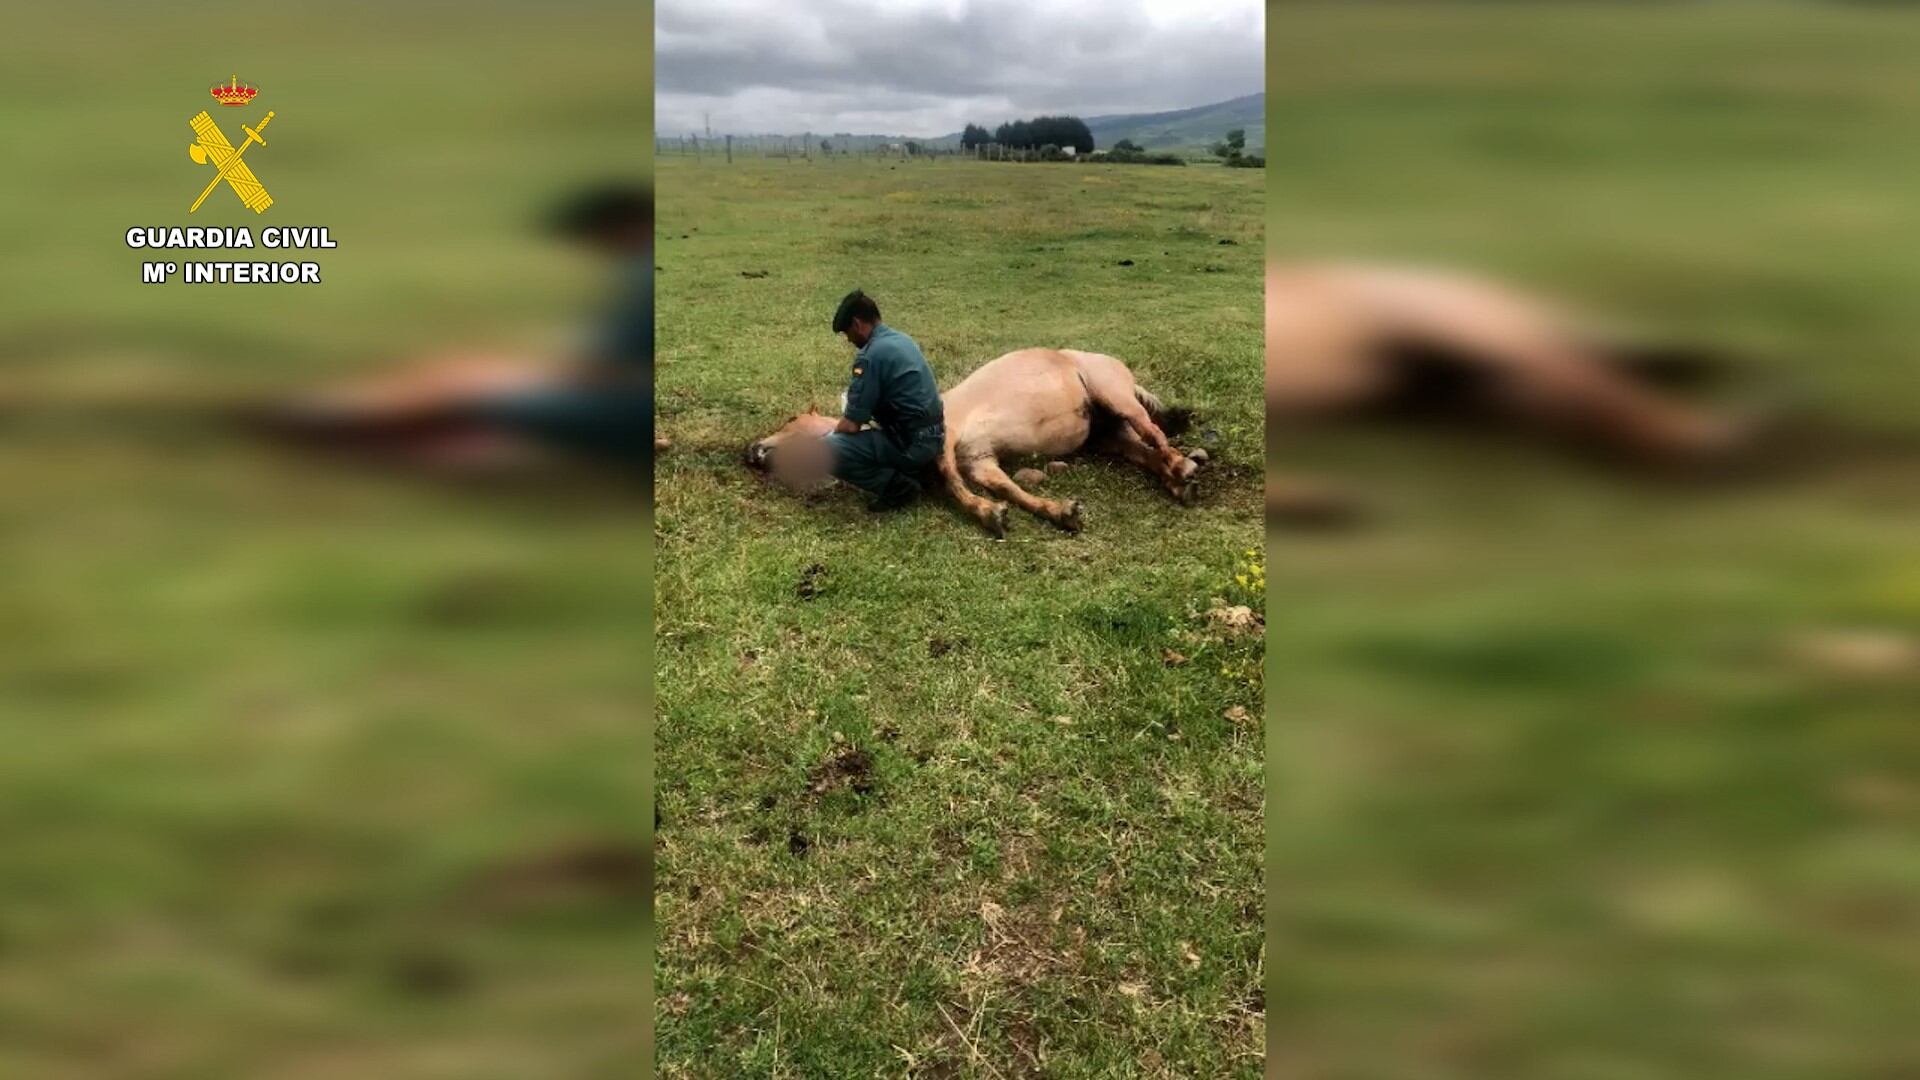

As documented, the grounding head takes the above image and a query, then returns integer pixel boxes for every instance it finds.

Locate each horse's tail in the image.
[1134,384,1193,438]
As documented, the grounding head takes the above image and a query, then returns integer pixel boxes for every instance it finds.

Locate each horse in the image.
[746,348,1200,538]
[1266,262,1748,464]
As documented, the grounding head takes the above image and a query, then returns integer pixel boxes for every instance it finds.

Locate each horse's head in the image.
[745,407,837,486]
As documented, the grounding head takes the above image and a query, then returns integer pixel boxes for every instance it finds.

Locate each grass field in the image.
[653,156,1265,1073]
[1270,6,1920,1078]
[1,4,650,1076]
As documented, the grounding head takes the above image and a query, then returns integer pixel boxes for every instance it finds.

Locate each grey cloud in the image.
[656,0,1260,135]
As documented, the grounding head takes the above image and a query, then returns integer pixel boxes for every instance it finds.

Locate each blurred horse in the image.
[1267,263,1745,460]
[1265,263,1754,522]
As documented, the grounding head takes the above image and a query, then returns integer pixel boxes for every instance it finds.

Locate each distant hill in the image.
[936,92,1264,155]
[1084,92,1264,154]
[675,91,1267,157]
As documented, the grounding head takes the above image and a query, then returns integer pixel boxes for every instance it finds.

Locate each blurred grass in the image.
[1270,5,1920,1078]
[0,3,650,1076]
[0,0,647,391]
[653,155,1265,1074]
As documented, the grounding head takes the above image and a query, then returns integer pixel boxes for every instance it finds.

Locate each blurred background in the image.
[0,2,651,1075]
[1268,4,1920,1077]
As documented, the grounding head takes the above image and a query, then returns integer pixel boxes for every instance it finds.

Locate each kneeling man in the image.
[828,290,945,510]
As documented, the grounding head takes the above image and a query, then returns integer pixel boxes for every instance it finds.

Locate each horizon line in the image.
[653,88,1263,142]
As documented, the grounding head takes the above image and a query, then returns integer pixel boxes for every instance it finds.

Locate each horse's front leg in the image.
[965,456,1083,532]
[938,443,1010,538]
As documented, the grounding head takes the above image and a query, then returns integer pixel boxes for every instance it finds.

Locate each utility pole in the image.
[726,134,732,163]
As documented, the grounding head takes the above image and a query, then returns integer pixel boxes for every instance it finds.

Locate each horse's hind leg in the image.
[1074,353,1180,454]
[1092,423,1198,504]
[1505,359,1743,466]
[965,457,1083,532]
[1079,372,1198,498]
[1091,424,1156,469]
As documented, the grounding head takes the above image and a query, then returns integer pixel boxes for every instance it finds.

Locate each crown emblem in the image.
[210,75,258,107]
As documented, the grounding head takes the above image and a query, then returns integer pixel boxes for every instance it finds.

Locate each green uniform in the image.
[827,323,945,506]
[471,252,653,465]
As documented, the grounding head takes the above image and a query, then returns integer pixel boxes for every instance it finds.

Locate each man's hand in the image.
[834,416,862,435]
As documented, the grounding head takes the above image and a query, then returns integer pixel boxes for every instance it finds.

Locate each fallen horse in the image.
[747,348,1201,538]
[1267,262,1750,464]
[1264,263,1764,525]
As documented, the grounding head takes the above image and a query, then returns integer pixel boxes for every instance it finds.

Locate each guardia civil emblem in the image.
[189,77,275,213]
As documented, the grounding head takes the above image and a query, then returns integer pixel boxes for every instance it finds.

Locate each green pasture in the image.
[1,3,649,1077]
[1270,6,1920,1078]
[653,155,1265,1075]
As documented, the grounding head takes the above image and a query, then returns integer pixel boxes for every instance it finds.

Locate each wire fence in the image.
[653,135,1136,164]
[653,134,961,162]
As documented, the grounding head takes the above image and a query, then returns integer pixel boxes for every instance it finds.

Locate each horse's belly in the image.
[976,406,1089,457]
[945,349,1092,458]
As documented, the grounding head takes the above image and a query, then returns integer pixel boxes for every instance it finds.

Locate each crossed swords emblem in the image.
[188,110,275,213]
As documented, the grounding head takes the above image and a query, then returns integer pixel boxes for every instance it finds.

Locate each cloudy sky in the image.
[655,0,1263,137]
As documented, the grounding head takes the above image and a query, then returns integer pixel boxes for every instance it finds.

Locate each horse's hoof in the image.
[1058,500,1084,533]
[1177,481,1199,506]
[985,504,1010,539]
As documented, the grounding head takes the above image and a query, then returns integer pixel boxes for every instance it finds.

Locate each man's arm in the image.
[842,352,881,428]
[576,256,652,382]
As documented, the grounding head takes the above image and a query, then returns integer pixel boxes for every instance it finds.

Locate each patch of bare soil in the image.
[928,634,968,658]
[796,561,827,599]
[808,743,875,797]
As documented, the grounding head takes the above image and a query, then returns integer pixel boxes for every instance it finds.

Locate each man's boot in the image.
[866,473,922,512]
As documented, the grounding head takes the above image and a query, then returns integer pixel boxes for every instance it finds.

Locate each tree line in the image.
[962,116,1095,154]
[959,115,1261,167]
